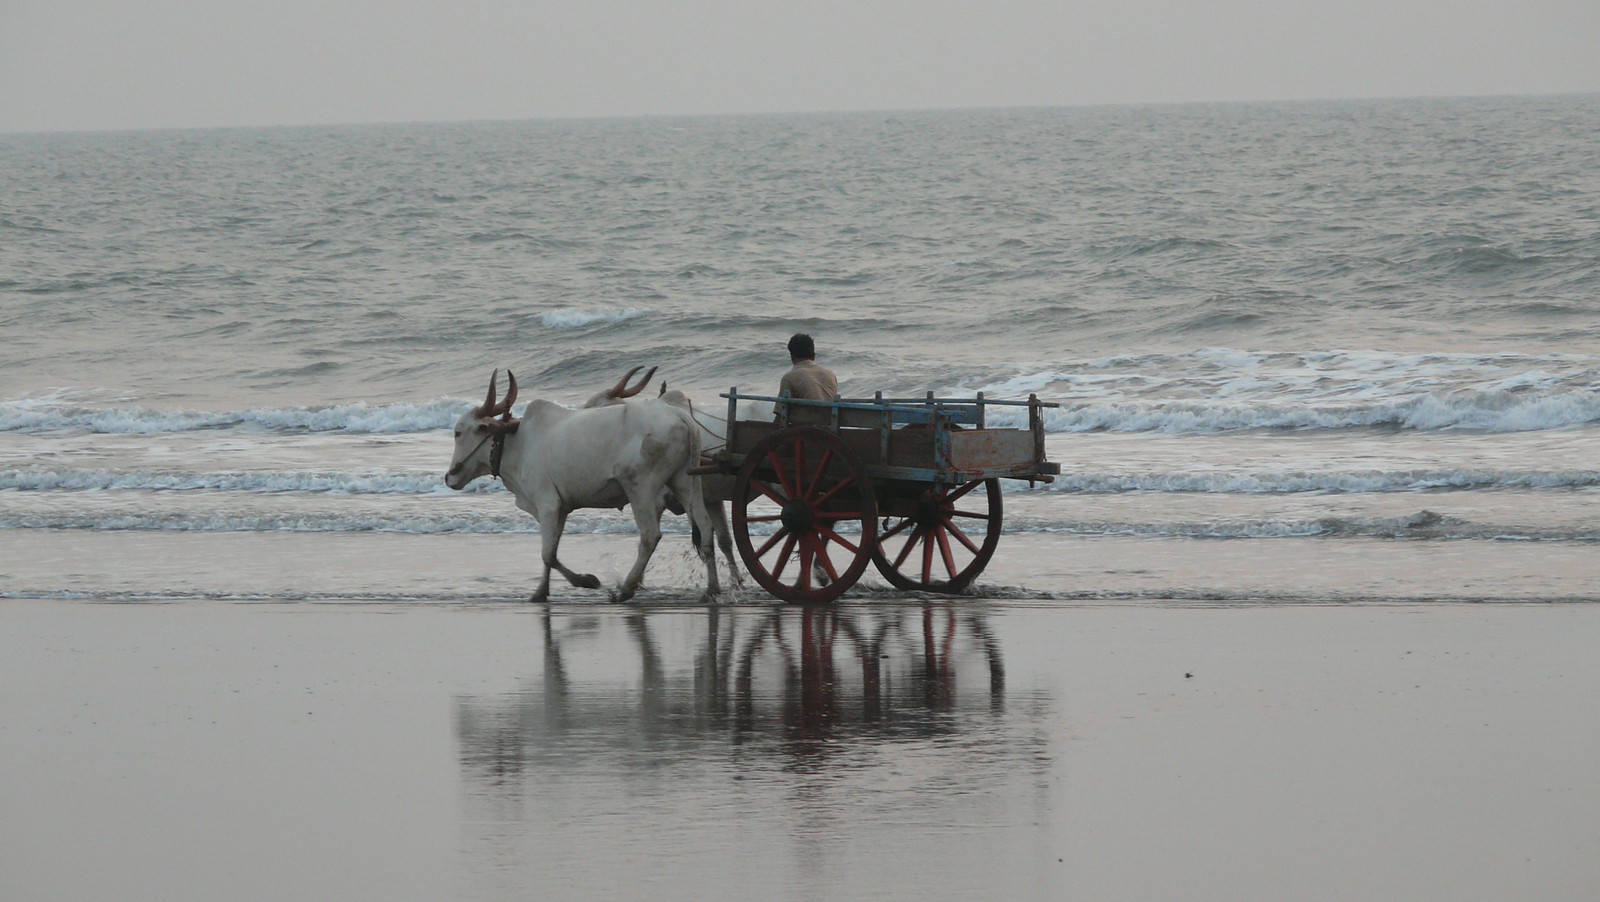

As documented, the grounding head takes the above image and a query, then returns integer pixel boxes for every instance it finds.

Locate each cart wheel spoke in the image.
[749,477,787,507]
[935,526,959,580]
[944,515,983,555]
[768,532,798,580]
[946,480,983,503]
[753,526,791,560]
[806,447,835,501]
[812,474,855,510]
[880,517,915,542]
[891,523,925,569]
[817,524,860,556]
[797,538,815,592]
[812,535,842,582]
[765,449,798,498]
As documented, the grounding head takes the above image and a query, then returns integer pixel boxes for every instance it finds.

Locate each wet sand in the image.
[4,592,1599,901]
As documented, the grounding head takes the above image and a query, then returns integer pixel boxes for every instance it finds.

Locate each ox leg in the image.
[674,471,722,601]
[709,499,741,587]
[613,497,665,603]
[536,511,602,601]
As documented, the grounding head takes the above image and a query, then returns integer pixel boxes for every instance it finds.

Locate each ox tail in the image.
[680,405,709,537]
[675,406,720,596]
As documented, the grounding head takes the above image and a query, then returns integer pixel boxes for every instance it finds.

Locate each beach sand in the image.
[5,555,1599,901]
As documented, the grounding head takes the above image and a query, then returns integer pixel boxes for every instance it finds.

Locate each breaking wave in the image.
[6,507,1597,542]
[539,307,647,330]
[1037,469,1600,494]
[0,468,469,495]
[980,391,1600,434]
[10,466,1600,497]
[9,389,1600,437]
[0,398,466,435]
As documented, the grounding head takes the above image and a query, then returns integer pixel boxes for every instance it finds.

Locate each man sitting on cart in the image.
[778,333,838,412]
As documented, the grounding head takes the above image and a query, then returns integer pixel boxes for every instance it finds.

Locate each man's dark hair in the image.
[788,333,816,361]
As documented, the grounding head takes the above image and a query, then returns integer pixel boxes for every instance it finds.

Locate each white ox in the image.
[582,366,741,583]
[445,370,720,603]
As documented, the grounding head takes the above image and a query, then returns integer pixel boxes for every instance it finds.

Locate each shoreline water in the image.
[4,531,1599,605]
[4,595,1598,901]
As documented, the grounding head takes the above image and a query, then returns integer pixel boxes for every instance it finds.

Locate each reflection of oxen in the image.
[452,603,1052,898]
[454,603,1028,782]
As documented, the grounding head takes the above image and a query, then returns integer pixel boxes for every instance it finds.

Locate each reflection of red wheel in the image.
[871,478,1002,593]
[732,427,877,603]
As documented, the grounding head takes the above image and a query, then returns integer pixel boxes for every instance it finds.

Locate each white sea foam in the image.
[0,510,667,535]
[539,307,646,330]
[966,347,1600,434]
[0,468,472,495]
[979,391,1600,434]
[6,507,1594,542]
[8,356,1600,437]
[0,398,466,435]
[1035,469,1600,494]
[9,465,1600,498]
[1005,511,1600,541]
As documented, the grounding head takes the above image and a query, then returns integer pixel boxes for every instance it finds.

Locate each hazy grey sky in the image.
[4,0,1597,132]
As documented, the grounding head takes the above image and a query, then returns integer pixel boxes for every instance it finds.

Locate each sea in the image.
[4,93,1600,604]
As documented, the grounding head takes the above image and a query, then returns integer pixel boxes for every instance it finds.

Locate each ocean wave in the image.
[10,465,1600,498]
[539,307,646,330]
[983,391,1600,434]
[6,507,1595,543]
[8,378,1600,438]
[1037,469,1600,494]
[0,468,471,495]
[1006,510,1600,542]
[0,510,661,535]
[0,398,465,435]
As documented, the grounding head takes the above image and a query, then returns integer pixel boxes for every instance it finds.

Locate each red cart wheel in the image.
[871,478,1002,593]
[732,427,877,603]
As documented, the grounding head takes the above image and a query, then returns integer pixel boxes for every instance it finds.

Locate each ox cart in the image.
[703,390,1060,603]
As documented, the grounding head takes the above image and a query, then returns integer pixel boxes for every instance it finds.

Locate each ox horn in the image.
[498,371,518,420]
[608,365,658,400]
[478,369,519,420]
[478,369,500,417]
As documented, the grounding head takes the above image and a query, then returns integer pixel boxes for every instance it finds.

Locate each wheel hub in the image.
[780,499,814,533]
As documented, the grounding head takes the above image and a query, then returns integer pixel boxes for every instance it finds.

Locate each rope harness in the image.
[490,429,509,478]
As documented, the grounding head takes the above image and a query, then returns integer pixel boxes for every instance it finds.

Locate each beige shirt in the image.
[779,360,839,402]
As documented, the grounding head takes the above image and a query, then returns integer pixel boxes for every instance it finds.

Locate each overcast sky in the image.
[3,0,1597,133]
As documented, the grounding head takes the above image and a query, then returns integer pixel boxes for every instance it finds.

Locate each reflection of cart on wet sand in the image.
[702,390,1060,603]
[455,603,1017,774]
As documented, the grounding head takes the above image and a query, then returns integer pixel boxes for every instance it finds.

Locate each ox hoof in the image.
[572,574,603,590]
